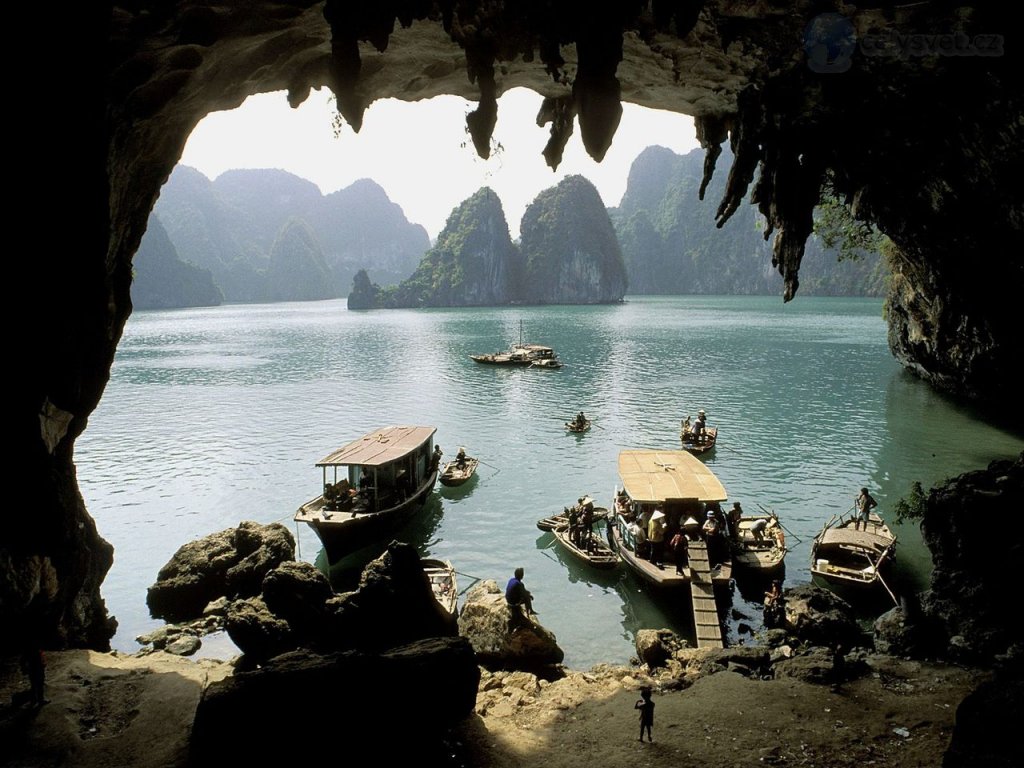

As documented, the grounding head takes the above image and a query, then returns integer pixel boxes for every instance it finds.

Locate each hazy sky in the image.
[179,87,700,240]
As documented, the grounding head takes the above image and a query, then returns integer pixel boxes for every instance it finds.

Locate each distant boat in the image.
[293,425,439,564]
[470,320,561,367]
[681,425,717,454]
[565,416,592,433]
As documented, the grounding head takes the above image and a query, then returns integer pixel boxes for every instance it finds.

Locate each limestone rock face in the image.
[457,579,564,669]
[146,521,295,623]
[917,452,1024,664]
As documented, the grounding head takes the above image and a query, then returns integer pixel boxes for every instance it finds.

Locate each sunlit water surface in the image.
[77,296,1024,668]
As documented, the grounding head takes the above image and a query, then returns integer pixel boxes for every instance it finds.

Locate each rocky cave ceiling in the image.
[13,1,1022,648]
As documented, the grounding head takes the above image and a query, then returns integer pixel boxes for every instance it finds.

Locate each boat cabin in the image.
[316,426,438,515]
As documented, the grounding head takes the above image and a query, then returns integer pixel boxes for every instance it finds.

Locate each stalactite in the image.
[537,95,577,170]
[715,85,763,228]
[695,113,730,201]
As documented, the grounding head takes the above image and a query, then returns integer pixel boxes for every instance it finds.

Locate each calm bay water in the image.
[76,296,1024,668]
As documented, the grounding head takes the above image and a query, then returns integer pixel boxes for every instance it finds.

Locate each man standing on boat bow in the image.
[854,487,878,531]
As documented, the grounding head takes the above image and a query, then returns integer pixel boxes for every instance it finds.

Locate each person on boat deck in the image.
[455,446,467,469]
[727,502,743,540]
[670,528,689,574]
[647,511,667,568]
[854,486,878,531]
[629,519,648,559]
[749,517,769,543]
[430,445,443,473]
[505,567,536,616]
[580,497,596,549]
[568,503,581,545]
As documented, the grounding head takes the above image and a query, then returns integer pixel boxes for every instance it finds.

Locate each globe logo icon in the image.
[804,13,856,73]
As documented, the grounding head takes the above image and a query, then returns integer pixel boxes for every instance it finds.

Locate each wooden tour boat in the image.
[293,425,440,564]
[470,321,561,367]
[607,449,733,589]
[810,510,898,604]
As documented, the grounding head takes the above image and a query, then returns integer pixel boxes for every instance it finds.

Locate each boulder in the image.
[635,628,686,669]
[223,597,293,661]
[782,584,864,650]
[146,521,294,622]
[457,580,564,670]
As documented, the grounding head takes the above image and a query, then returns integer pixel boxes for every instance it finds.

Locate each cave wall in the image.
[14,1,1022,648]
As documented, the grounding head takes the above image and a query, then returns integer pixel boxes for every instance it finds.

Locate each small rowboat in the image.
[565,419,591,433]
[681,426,717,454]
[552,525,620,570]
[536,506,609,531]
[422,558,458,618]
[439,457,479,487]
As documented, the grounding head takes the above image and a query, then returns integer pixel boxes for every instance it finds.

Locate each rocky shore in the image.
[4,454,1023,767]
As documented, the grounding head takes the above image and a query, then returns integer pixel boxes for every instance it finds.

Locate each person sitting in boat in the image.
[574,412,587,429]
[455,446,468,470]
[680,414,692,436]
[768,517,785,549]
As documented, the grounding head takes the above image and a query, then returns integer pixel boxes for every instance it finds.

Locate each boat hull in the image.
[552,526,619,570]
[681,426,717,454]
[304,472,438,564]
[607,517,731,589]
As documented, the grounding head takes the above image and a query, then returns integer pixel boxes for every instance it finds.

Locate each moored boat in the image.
[730,508,787,576]
[810,509,898,604]
[551,525,620,570]
[607,449,733,589]
[293,425,440,564]
[536,506,609,531]
[422,558,458,618]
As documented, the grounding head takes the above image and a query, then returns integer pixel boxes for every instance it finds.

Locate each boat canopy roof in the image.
[617,450,728,503]
[818,527,895,552]
[316,426,436,468]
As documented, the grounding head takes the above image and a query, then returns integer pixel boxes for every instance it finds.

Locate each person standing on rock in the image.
[634,686,654,742]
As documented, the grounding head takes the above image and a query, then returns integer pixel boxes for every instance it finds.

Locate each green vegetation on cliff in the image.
[519,175,628,303]
[612,146,888,296]
[352,188,520,309]
[132,216,223,310]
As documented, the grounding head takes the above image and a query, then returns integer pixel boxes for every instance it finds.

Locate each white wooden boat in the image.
[731,511,787,576]
[293,426,439,564]
[422,558,458,618]
[810,510,897,603]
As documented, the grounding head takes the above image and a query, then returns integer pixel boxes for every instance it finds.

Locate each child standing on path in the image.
[634,686,654,742]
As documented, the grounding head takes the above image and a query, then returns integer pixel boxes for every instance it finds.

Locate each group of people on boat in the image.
[570,411,589,430]
[565,495,597,550]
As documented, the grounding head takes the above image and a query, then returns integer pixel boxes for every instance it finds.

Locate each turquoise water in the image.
[75,296,1024,668]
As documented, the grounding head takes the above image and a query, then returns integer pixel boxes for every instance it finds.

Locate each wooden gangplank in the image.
[687,539,724,648]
